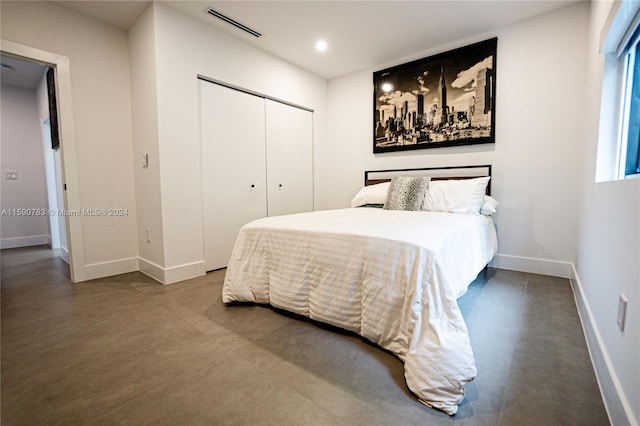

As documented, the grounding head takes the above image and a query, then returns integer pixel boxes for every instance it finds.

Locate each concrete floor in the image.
[1,246,609,425]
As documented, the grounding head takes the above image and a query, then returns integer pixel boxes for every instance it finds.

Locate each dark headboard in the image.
[364,165,492,195]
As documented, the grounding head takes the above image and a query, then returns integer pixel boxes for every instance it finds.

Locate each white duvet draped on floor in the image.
[222,207,497,415]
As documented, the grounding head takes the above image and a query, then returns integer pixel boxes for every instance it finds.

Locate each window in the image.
[597,1,640,181]
[619,29,640,177]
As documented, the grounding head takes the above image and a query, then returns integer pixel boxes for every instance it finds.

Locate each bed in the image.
[222,165,498,415]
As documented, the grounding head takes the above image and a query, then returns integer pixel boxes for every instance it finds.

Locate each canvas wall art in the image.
[373,38,497,153]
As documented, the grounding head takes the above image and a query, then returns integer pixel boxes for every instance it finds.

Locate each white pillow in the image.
[350,181,390,207]
[480,195,498,215]
[423,177,490,214]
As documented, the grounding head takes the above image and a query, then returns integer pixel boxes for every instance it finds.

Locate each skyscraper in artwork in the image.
[439,66,448,126]
[472,67,493,127]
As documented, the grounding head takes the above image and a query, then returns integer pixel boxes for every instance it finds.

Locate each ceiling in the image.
[0,54,48,89]
[163,1,580,79]
[12,1,581,81]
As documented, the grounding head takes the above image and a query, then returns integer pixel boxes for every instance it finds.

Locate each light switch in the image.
[5,170,18,180]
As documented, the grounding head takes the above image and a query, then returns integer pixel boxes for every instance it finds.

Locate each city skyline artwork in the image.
[373,37,497,153]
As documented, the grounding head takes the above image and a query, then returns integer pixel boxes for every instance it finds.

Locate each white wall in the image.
[0,84,49,248]
[128,4,165,280]
[53,147,68,261]
[41,120,60,249]
[1,1,138,279]
[326,2,589,278]
[574,1,640,424]
[130,3,328,283]
[36,72,59,249]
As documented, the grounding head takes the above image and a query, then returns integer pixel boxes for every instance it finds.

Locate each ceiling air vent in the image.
[205,8,262,38]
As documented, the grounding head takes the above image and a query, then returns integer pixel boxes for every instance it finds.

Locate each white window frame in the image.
[597,1,640,182]
[617,28,640,179]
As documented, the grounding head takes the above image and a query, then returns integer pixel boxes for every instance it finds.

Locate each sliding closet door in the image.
[265,100,313,217]
[200,81,267,271]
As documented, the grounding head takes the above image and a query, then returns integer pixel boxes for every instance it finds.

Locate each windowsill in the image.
[595,174,640,185]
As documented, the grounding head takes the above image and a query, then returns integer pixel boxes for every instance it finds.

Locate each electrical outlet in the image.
[617,294,627,332]
[5,170,18,180]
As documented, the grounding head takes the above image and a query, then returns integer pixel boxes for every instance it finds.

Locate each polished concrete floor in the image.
[1,246,609,425]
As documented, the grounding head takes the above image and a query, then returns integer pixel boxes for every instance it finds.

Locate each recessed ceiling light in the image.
[315,40,328,52]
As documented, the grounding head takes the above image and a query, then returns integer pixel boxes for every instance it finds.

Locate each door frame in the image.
[1,39,86,282]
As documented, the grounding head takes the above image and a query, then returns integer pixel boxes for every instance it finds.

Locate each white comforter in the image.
[222,207,497,415]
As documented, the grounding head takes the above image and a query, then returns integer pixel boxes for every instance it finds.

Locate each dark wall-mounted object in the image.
[46,67,60,150]
[373,38,497,153]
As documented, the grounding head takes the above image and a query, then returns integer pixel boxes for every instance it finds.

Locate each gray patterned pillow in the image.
[383,176,431,211]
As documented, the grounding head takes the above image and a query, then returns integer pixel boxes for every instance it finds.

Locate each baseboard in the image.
[0,235,50,249]
[138,257,165,283]
[83,257,139,281]
[60,247,70,264]
[138,257,205,285]
[163,260,206,284]
[489,254,574,278]
[571,265,636,426]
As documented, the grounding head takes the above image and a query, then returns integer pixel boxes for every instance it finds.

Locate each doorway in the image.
[1,39,85,282]
[0,55,68,267]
